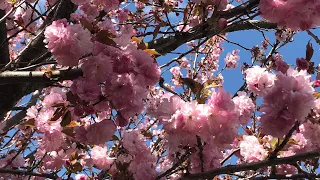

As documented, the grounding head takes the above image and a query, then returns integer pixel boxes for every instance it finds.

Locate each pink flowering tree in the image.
[1,0,320,179]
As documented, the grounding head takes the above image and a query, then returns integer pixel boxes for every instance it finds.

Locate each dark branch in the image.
[0,0,77,119]
[0,168,57,179]
[268,121,300,159]
[148,20,277,56]
[253,174,320,180]
[182,151,320,180]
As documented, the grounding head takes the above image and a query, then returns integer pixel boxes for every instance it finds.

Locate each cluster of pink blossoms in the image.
[44,17,160,124]
[259,0,320,30]
[23,85,160,178]
[245,66,315,137]
[239,135,267,163]
[44,19,93,66]
[148,88,255,173]
[236,135,298,174]
[110,130,158,180]
[224,49,240,69]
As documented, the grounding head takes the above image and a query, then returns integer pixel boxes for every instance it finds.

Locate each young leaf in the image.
[96,30,117,47]
[23,119,35,127]
[60,111,72,127]
[180,78,203,95]
[144,49,161,56]
[202,78,221,91]
[62,127,75,138]
[314,92,320,98]
[306,41,314,62]
[66,121,80,128]
[50,107,67,121]
[80,18,93,32]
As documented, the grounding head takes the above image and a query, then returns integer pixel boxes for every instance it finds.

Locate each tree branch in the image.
[0,69,83,85]
[182,151,320,180]
[253,174,320,180]
[0,0,77,119]
[1,90,39,134]
[148,20,277,56]
[0,168,57,179]
[268,121,300,159]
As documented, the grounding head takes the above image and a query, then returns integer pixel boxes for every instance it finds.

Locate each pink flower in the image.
[0,153,24,168]
[276,151,297,174]
[129,155,158,180]
[44,19,93,66]
[39,130,65,151]
[297,122,320,151]
[39,150,68,170]
[170,67,182,78]
[190,144,222,173]
[71,77,101,102]
[224,49,240,69]
[41,92,66,109]
[0,1,8,10]
[79,3,99,18]
[260,69,315,137]
[314,80,320,87]
[81,53,113,83]
[239,135,267,163]
[86,119,116,145]
[154,95,184,122]
[75,174,88,180]
[15,7,37,31]
[71,0,88,5]
[179,57,190,68]
[208,88,235,111]
[117,8,129,23]
[111,53,135,74]
[92,0,119,12]
[233,92,255,125]
[122,130,148,155]
[26,105,38,120]
[245,66,275,96]
[176,24,190,32]
[259,0,320,30]
[91,145,113,170]
[36,109,61,133]
[130,49,160,86]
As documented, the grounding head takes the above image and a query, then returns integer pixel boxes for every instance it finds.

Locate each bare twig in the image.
[220,148,240,166]
[306,30,320,45]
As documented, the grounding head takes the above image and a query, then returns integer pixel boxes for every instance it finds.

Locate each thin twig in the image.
[306,30,320,45]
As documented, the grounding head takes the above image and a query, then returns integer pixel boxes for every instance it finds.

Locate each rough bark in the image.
[0,0,77,119]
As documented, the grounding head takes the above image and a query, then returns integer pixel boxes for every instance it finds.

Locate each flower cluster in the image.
[44,19,93,66]
[225,49,240,69]
[149,88,255,173]
[259,0,320,30]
